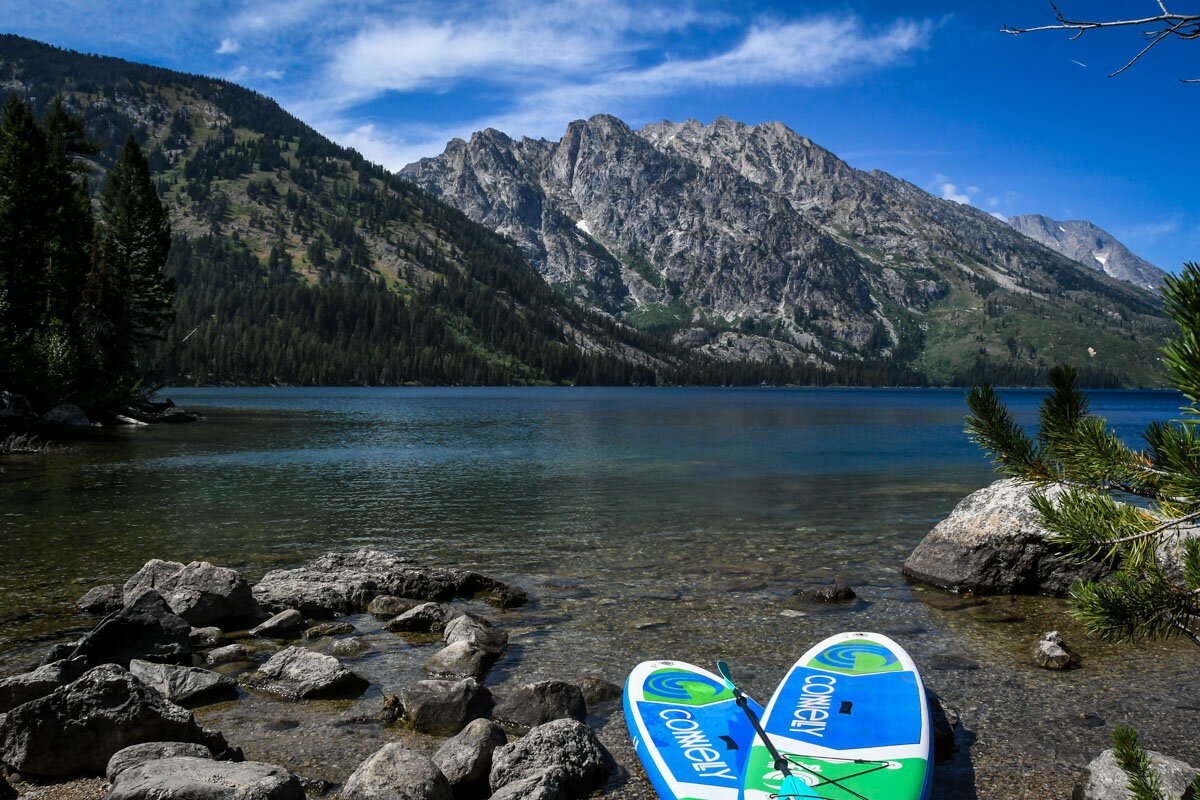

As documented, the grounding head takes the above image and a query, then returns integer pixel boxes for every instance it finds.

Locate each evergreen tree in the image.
[964,263,1200,647]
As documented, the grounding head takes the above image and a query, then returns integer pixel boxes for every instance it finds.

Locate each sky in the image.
[2,1,1197,273]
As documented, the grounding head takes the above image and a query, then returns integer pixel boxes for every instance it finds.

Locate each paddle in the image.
[716,660,812,799]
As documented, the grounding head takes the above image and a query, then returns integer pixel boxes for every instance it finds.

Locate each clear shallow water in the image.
[2,387,1197,799]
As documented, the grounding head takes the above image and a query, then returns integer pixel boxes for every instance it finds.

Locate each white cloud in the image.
[966,185,979,195]
[262,68,285,80]
[940,182,972,205]
[1116,220,1181,243]
[216,37,240,54]
[987,196,999,207]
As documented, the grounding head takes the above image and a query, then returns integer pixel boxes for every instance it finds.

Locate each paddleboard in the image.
[624,660,765,800]
[742,632,932,800]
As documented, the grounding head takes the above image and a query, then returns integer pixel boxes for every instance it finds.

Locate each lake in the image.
[2,387,1196,799]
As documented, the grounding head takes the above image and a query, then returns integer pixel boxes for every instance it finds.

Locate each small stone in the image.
[189,627,225,648]
[367,596,419,618]
[1030,630,1073,670]
[207,644,256,665]
[106,741,213,782]
[486,585,528,610]
[330,637,370,658]
[341,744,452,800]
[250,609,306,638]
[432,718,507,793]
[1074,747,1198,799]
[77,585,123,614]
[633,620,669,630]
[794,583,858,602]
[387,602,458,634]
[303,621,356,639]
[573,677,622,707]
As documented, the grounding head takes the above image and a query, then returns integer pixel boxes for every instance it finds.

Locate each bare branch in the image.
[1002,2,1200,80]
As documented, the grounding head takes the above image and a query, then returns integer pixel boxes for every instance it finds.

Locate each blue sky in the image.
[3,1,1197,272]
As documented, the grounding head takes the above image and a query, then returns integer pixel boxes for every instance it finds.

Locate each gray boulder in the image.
[341,744,452,800]
[903,479,1110,595]
[77,584,123,614]
[432,718,507,794]
[573,677,621,707]
[239,646,367,700]
[388,602,458,635]
[443,613,507,658]
[208,644,257,665]
[1157,524,1200,586]
[367,596,419,618]
[0,664,229,777]
[492,681,587,731]
[488,768,567,800]
[1030,631,1074,670]
[489,718,611,796]
[106,741,213,781]
[303,621,355,639]
[1073,747,1198,799]
[425,641,491,681]
[71,590,192,668]
[250,610,305,638]
[190,627,225,648]
[397,678,492,735]
[43,402,90,427]
[0,656,88,713]
[125,560,261,627]
[329,637,370,658]
[108,757,304,800]
[128,660,238,706]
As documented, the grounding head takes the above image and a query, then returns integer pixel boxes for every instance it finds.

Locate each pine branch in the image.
[964,385,1054,481]
[1111,726,1167,800]
[1071,570,1200,645]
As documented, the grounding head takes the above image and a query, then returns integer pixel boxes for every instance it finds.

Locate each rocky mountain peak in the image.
[1007,213,1166,292]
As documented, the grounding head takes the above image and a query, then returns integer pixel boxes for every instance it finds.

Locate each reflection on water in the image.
[1,387,1196,799]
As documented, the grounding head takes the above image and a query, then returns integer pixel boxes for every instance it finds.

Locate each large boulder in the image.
[107,741,213,782]
[341,744,452,800]
[491,681,587,732]
[0,656,88,713]
[432,718,507,795]
[77,584,123,614]
[1073,747,1198,799]
[903,479,1110,595]
[443,614,507,658]
[425,641,492,681]
[0,664,229,777]
[125,560,261,627]
[488,719,611,797]
[239,647,367,700]
[128,660,238,707]
[252,550,525,618]
[250,610,305,638]
[70,590,192,669]
[42,402,91,427]
[396,678,492,735]
[108,757,304,800]
[488,768,567,800]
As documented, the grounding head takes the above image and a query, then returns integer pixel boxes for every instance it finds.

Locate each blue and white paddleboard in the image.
[624,660,764,800]
[742,632,932,800]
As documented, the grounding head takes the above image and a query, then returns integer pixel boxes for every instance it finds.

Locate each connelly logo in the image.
[790,674,836,737]
[658,709,736,780]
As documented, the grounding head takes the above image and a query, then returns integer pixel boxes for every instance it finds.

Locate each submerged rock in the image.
[432,718,507,794]
[573,677,622,708]
[793,583,858,602]
[106,742,214,782]
[341,744,452,800]
[124,559,262,628]
[1074,747,1198,799]
[250,610,305,639]
[387,602,458,635]
[108,757,304,800]
[207,644,257,665]
[77,584,123,614]
[367,596,419,618]
[71,590,192,669]
[1030,631,1074,670]
[0,664,229,777]
[396,678,493,735]
[903,479,1110,595]
[0,656,88,714]
[303,621,355,639]
[424,641,492,681]
[488,718,611,797]
[190,627,226,648]
[239,646,367,700]
[128,659,238,706]
[492,681,587,732]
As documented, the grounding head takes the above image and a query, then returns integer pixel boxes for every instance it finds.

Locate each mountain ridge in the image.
[1007,213,1166,292]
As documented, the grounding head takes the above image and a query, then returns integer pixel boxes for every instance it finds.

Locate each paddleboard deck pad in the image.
[742,632,932,800]
[624,660,764,800]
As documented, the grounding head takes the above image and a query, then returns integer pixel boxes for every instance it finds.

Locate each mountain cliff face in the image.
[403,115,1174,384]
[1007,213,1166,292]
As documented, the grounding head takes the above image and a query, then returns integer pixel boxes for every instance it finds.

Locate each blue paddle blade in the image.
[716,659,735,690]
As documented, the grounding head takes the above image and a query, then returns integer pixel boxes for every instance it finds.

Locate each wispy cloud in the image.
[1115,220,1181,244]
[935,173,978,205]
[215,37,240,55]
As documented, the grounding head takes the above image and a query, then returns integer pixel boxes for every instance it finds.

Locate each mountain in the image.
[1007,214,1167,292]
[402,115,1175,385]
[0,34,734,387]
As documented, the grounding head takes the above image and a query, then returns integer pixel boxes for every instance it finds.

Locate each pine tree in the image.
[964,262,1200,647]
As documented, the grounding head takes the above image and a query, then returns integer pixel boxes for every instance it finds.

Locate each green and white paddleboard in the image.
[624,660,764,800]
[742,632,932,800]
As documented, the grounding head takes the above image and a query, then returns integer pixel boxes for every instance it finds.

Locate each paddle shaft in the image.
[731,685,794,778]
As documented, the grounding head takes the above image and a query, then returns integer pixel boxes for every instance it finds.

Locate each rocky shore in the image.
[3,481,1199,800]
